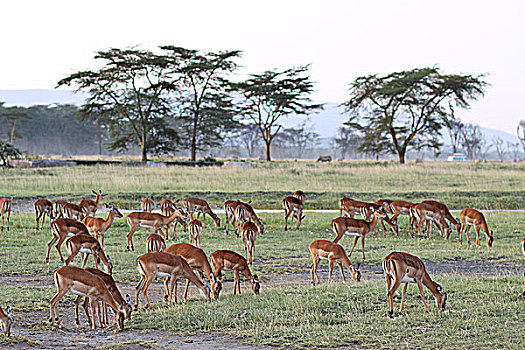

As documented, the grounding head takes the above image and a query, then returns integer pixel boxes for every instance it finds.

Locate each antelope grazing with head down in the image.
[188,219,202,247]
[184,198,220,228]
[145,233,166,253]
[125,210,186,251]
[46,218,90,263]
[459,208,494,247]
[64,234,113,274]
[34,198,53,230]
[241,221,258,265]
[282,196,304,231]
[160,199,187,239]
[210,249,260,295]
[140,197,155,212]
[309,239,361,285]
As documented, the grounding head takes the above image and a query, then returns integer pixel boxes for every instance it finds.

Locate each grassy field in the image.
[2,160,525,209]
[0,161,524,349]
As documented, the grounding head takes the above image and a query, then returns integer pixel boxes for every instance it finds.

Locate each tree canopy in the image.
[342,67,488,163]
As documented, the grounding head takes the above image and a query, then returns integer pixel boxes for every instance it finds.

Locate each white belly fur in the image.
[70,287,88,297]
[344,232,361,237]
[400,274,415,283]
[156,272,171,278]
[79,248,92,254]
[139,224,154,228]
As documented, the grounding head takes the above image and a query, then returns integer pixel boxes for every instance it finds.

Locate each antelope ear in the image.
[125,294,131,304]
[6,306,11,317]
[92,190,97,195]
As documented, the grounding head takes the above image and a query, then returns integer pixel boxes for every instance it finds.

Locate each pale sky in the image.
[1,0,523,134]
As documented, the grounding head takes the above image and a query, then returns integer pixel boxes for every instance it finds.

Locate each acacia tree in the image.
[0,140,21,167]
[57,48,179,162]
[282,122,319,158]
[233,66,323,161]
[162,46,241,161]
[0,102,29,144]
[334,126,356,159]
[342,67,488,163]
[444,119,465,153]
[235,123,261,157]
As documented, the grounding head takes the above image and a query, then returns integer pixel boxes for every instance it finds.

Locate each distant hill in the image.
[1,89,519,144]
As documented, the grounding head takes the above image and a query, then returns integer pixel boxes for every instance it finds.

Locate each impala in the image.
[383,252,447,318]
[210,249,260,295]
[282,196,305,231]
[146,233,166,253]
[421,200,460,237]
[459,208,494,247]
[340,198,381,220]
[79,190,103,216]
[34,198,53,230]
[412,202,451,239]
[64,234,113,274]
[241,221,258,265]
[125,210,185,251]
[52,200,68,219]
[188,219,202,247]
[135,252,210,309]
[293,190,305,203]
[389,200,418,237]
[140,197,155,212]
[223,199,243,234]
[309,239,361,285]
[0,198,11,231]
[50,266,126,332]
[61,202,87,221]
[164,243,222,300]
[234,202,264,237]
[46,218,90,263]
[160,198,187,239]
[183,197,220,227]
[0,306,11,337]
[332,209,386,260]
[75,268,132,328]
[82,203,123,246]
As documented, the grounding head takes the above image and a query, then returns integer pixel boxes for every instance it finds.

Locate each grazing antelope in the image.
[383,252,447,318]
[160,199,187,239]
[241,221,258,265]
[64,234,113,274]
[61,202,87,221]
[188,219,202,247]
[146,233,166,253]
[34,198,53,230]
[135,252,210,309]
[183,197,220,228]
[459,208,494,247]
[125,210,186,251]
[52,200,68,219]
[210,249,260,295]
[82,203,123,246]
[293,190,305,203]
[0,198,11,232]
[340,198,381,220]
[412,202,451,239]
[389,200,418,237]
[79,190,103,216]
[50,266,126,333]
[46,218,90,263]
[75,268,132,328]
[164,243,223,300]
[223,200,243,234]
[0,305,12,337]
[374,199,398,235]
[282,196,304,231]
[141,197,155,212]
[309,239,361,285]
[421,200,460,237]
[332,209,386,260]
[234,202,264,237]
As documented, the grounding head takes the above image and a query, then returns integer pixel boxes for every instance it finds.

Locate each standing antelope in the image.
[383,252,447,318]
[0,198,11,231]
[421,200,460,236]
[389,200,418,237]
[64,234,113,274]
[0,305,12,337]
[160,199,187,239]
[75,268,132,328]
[146,233,166,253]
[309,239,361,285]
[82,203,123,246]
[52,200,68,219]
[282,196,304,231]
[183,197,220,227]
[125,210,185,251]
[210,249,260,295]
[223,200,243,234]
[34,198,53,230]
[164,243,223,300]
[234,202,264,237]
[46,218,90,263]
[412,202,451,239]
[241,221,258,265]
[188,219,202,247]
[79,190,103,216]
[141,197,155,212]
[50,266,126,333]
[61,202,87,221]
[332,209,386,260]
[135,252,210,309]
[459,208,494,247]
[293,190,305,203]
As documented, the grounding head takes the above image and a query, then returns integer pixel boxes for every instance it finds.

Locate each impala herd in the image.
[0,189,520,338]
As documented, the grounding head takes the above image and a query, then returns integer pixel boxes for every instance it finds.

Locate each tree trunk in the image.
[264,139,272,161]
[191,112,198,162]
[141,145,147,163]
[94,121,102,155]
[397,148,406,164]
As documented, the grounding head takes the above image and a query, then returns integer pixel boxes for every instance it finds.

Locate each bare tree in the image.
[507,142,521,162]
[334,126,357,159]
[445,119,465,153]
[461,124,485,160]
[492,137,506,161]
[282,122,319,158]
[518,120,525,154]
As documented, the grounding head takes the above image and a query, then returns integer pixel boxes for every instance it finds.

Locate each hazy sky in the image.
[1,0,523,134]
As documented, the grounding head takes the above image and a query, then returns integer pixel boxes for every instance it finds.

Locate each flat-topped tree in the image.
[233,65,323,161]
[342,67,488,164]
